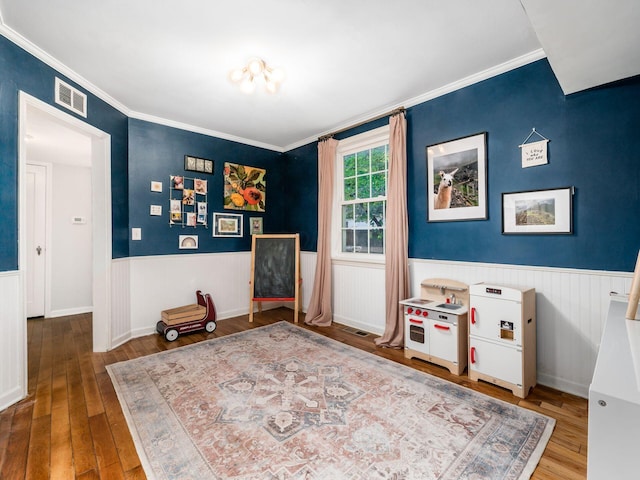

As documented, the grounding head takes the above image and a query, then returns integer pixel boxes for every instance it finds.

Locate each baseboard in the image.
[537,372,589,399]
[0,385,25,413]
[333,314,384,336]
[49,306,93,318]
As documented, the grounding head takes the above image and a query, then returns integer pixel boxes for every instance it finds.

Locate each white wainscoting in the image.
[408,259,633,398]
[118,252,316,347]
[113,251,631,398]
[331,259,386,335]
[0,271,26,411]
[111,258,132,348]
[324,255,633,398]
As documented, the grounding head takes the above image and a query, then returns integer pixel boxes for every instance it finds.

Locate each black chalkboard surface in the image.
[249,234,300,322]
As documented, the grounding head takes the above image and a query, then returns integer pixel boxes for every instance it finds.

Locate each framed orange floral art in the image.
[223,162,266,212]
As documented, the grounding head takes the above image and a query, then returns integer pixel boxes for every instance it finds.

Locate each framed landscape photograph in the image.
[426,132,487,222]
[502,187,573,234]
[213,212,243,237]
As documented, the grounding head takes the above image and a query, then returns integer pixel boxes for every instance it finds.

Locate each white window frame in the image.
[332,125,390,264]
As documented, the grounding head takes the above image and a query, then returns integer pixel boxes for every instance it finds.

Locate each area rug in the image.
[107,322,554,480]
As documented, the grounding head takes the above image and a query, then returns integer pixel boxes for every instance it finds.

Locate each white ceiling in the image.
[1,0,638,152]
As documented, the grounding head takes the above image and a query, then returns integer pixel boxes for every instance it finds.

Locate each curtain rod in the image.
[318,107,405,142]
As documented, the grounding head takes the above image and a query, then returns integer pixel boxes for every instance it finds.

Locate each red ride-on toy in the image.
[156,290,217,341]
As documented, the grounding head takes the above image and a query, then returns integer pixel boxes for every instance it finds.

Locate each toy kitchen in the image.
[400,278,469,375]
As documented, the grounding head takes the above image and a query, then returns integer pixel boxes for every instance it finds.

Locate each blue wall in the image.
[287,60,640,272]
[128,119,286,256]
[3,31,639,274]
[0,35,129,270]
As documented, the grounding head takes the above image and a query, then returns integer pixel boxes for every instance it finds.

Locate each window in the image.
[333,126,389,261]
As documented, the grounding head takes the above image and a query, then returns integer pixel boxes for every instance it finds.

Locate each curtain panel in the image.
[375,112,409,348]
[305,138,338,326]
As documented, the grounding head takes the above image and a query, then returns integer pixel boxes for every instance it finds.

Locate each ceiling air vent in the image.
[54,78,87,117]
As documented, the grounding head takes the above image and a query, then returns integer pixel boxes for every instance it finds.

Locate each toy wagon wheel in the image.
[165,328,179,342]
[205,321,217,333]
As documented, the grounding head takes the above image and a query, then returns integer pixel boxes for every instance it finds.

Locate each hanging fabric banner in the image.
[521,139,548,168]
[519,128,549,168]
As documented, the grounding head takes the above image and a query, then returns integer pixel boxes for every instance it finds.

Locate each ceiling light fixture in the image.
[229,58,285,94]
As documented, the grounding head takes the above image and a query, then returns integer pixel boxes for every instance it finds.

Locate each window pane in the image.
[371,172,386,197]
[371,146,386,172]
[355,230,368,254]
[344,153,356,177]
[370,229,384,254]
[356,175,370,199]
[354,202,368,227]
[342,229,354,253]
[342,204,353,228]
[356,150,370,175]
[344,177,356,201]
[370,201,384,228]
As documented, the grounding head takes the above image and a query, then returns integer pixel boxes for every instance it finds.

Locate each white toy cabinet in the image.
[468,283,536,398]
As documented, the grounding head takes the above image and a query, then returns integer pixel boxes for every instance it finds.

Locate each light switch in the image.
[132,228,142,240]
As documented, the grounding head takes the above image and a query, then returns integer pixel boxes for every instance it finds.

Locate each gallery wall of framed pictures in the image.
[146,157,268,251]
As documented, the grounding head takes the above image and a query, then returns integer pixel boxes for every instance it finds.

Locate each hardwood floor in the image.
[0,308,588,479]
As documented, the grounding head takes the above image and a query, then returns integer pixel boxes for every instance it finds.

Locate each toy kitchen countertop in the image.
[400,297,468,315]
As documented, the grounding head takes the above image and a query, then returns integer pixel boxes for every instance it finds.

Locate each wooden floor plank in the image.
[25,414,51,479]
[1,402,34,480]
[0,310,589,479]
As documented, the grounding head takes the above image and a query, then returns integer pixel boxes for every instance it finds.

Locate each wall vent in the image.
[55,78,87,117]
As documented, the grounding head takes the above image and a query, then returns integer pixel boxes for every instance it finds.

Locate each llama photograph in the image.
[427,132,487,222]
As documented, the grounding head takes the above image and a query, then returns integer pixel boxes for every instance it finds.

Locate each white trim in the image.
[129,111,284,153]
[49,306,93,318]
[19,92,113,354]
[284,49,547,151]
[332,125,390,263]
[0,21,545,153]
[409,256,635,278]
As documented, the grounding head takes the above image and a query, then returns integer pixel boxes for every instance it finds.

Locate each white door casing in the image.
[19,93,112,352]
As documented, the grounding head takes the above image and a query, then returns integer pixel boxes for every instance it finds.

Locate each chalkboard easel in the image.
[249,234,300,323]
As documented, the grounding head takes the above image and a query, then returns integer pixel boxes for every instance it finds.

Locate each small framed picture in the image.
[185,155,213,174]
[150,205,162,216]
[178,235,198,249]
[213,212,243,237]
[502,187,573,234]
[151,181,163,192]
[249,217,263,235]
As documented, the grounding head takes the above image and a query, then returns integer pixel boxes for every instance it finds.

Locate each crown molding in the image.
[1,17,546,154]
[128,111,285,153]
[283,49,547,152]
[0,23,130,116]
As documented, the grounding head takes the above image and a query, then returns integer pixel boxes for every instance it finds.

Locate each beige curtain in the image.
[375,112,409,348]
[305,137,338,326]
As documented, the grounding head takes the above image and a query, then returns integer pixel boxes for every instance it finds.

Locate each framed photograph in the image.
[213,212,243,237]
[502,187,573,234]
[249,217,263,235]
[178,235,198,249]
[184,155,213,174]
[426,132,487,222]
[150,181,163,192]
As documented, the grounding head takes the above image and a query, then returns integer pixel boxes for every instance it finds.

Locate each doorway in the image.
[18,92,112,358]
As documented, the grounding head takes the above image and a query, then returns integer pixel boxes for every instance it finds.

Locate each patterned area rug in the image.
[107,322,554,479]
